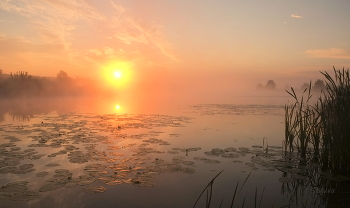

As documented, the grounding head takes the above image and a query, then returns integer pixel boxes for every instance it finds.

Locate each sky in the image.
[1,0,350,101]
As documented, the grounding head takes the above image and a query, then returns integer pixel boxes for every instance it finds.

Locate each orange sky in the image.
[1,0,350,100]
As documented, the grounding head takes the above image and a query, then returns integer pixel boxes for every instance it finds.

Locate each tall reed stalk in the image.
[284,67,350,176]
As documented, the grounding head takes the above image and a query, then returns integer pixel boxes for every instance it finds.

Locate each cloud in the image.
[0,0,104,47]
[0,0,178,74]
[110,2,178,62]
[291,14,303,18]
[0,35,64,55]
[0,0,25,13]
[306,48,350,60]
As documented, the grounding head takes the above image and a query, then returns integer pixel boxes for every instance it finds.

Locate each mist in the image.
[0,68,328,121]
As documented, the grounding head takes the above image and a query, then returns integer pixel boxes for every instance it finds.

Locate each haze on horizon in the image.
[1,0,350,103]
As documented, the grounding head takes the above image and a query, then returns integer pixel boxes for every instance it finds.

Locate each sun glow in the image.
[114,71,122,78]
[101,61,133,88]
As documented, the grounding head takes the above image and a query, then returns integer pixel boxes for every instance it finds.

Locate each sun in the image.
[101,61,133,88]
[114,71,122,78]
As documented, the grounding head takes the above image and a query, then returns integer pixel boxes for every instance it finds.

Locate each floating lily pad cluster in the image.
[0,113,196,201]
[0,181,41,201]
[1,111,345,204]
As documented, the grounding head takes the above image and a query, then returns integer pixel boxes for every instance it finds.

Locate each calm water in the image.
[0,97,327,208]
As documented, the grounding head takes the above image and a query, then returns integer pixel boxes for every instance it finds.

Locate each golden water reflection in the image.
[2,98,328,207]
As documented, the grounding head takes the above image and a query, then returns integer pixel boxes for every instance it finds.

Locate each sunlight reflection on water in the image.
[0,97,321,208]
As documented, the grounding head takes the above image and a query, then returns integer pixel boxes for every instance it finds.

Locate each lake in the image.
[0,97,331,207]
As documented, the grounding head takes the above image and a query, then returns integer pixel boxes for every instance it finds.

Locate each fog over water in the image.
[0,73,329,208]
[1,0,349,206]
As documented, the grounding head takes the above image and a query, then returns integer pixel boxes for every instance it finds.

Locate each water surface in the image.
[0,97,325,208]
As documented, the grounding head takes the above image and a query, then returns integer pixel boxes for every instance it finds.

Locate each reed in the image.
[193,171,260,208]
[284,67,350,176]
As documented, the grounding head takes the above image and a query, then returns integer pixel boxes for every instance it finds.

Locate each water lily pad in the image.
[183,167,196,174]
[222,153,240,158]
[105,180,123,185]
[0,182,28,192]
[36,171,49,177]
[4,136,21,142]
[193,157,209,161]
[13,168,35,174]
[183,161,194,166]
[39,182,66,192]
[238,147,250,153]
[224,147,237,152]
[167,150,179,154]
[0,166,17,174]
[45,163,60,167]
[0,191,41,201]
[188,147,201,151]
[5,160,21,166]
[19,164,34,170]
[204,159,221,164]
[55,169,70,174]
[82,186,106,193]
[211,148,224,154]
[172,156,185,161]
[10,147,21,151]
[167,164,183,172]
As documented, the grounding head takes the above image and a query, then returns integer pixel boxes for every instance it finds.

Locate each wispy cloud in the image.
[0,0,104,47]
[306,48,350,60]
[0,1,25,13]
[110,2,178,62]
[0,0,178,74]
[291,14,303,18]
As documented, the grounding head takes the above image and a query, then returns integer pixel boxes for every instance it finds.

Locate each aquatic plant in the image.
[284,67,350,175]
[193,171,270,208]
[283,67,350,206]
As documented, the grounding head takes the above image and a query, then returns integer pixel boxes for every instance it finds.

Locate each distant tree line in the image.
[0,70,97,98]
[256,79,326,92]
[299,79,326,92]
[256,80,277,90]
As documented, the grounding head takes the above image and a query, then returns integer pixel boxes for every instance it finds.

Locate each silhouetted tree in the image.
[10,71,32,81]
[266,80,276,90]
[312,79,325,91]
[256,83,263,90]
[56,70,69,80]
[300,83,310,91]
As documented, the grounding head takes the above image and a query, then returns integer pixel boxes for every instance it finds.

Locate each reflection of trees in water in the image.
[279,153,350,207]
[0,98,77,123]
[0,96,116,123]
[282,69,350,207]
[10,112,34,122]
